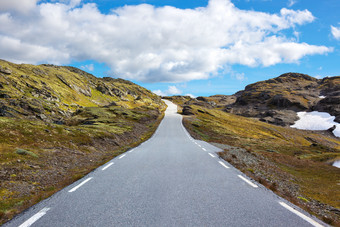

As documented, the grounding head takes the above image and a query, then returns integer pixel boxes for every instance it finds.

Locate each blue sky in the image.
[0,0,339,96]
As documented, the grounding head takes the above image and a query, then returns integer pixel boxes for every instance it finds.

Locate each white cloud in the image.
[81,63,94,71]
[232,72,247,82]
[153,86,182,96]
[0,35,69,64]
[288,0,297,7]
[0,0,332,82]
[185,94,196,98]
[331,25,340,40]
[279,8,314,26]
[0,0,40,13]
[152,89,166,96]
[167,86,182,95]
[293,30,300,41]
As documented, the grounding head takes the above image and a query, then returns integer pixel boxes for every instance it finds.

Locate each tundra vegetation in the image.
[0,60,166,224]
[166,76,340,225]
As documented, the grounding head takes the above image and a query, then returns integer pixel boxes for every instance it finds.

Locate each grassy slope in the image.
[0,60,166,224]
[167,96,340,225]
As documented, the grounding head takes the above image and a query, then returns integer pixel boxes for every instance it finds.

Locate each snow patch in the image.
[291,111,340,137]
[319,95,326,99]
[333,160,340,168]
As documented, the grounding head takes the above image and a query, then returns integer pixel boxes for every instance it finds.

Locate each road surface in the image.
[4,100,326,227]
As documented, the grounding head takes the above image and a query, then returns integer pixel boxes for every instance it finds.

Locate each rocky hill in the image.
[0,59,162,124]
[224,73,340,126]
[172,73,340,128]
[0,59,165,224]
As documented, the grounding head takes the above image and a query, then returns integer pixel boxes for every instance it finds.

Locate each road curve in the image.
[4,100,326,227]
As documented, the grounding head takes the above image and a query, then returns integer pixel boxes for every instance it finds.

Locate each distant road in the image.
[5,100,325,227]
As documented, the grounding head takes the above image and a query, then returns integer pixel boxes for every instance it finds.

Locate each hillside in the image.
[166,86,340,225]
[0,60,166,224]
[0,60,162,122]
[224,73,340,126]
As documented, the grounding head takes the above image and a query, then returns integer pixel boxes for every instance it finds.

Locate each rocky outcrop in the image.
[223,73,340,126]
[314,96,340,122]
[0,66,12,75]
[182,106,194,115]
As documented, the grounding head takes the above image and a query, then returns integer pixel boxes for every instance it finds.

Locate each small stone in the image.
[327,125,336,133]
[38,114,47,120]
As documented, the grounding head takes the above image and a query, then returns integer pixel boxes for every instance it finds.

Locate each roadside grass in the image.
[171,101,340,224]
[0,105,165,225]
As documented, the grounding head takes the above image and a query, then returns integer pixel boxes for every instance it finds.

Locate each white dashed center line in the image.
[202,148,207,151]
[68,177,93,192]
[208,153,216,158]
[102,162,114,171]
[218,161,230,169]
[19,207,50,227]
[238,175,258,188]
[279,202,324,227]
[119,154,126,159]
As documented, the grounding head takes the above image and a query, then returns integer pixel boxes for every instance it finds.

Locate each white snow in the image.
[291,111,340,137]
[319,96,326,99]
[333,160,340,168]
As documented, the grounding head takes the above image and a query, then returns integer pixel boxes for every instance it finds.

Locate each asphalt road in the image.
[4,100,326,227]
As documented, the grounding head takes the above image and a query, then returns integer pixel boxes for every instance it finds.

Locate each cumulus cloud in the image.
[331,25,340,40]
[153,86,182,96]
[81,63,94,71]
[0,0,40,13]
[0,0,332,82]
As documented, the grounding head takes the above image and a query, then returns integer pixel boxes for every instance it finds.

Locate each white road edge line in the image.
[279,202,324,227]
[202,148,207,151]
[238,175,258,188]
[119,154,126,159]
[19,207,50,227]
[218,161,230,169]
[208,153,215,158]
[128,149,134,153]
[102,162,114,171]
[68,177,93,192]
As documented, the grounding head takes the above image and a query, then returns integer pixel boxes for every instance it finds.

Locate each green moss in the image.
[15,149,38,158]
[298,196,309,203]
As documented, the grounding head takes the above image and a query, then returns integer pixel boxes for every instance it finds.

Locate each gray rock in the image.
[0,66,12,75]
[328,125,336,133]
[56,74,71,88]
[182,106,194,115]
[0,92,10,98]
